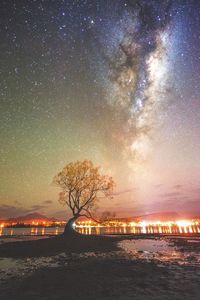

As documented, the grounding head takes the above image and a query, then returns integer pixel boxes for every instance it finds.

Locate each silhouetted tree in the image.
[53,160,114,235]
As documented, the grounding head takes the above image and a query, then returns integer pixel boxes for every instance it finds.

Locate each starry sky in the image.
[0,0,200,220]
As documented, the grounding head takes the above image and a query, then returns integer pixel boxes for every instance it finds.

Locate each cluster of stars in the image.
[0,0,200,217]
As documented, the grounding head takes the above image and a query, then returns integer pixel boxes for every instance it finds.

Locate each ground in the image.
[0,234,200,300]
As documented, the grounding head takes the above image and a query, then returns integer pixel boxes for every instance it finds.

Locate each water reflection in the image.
[0,225,200,237]
[119,239,200,266]
[0,227,63,237]
[76,225,200,235]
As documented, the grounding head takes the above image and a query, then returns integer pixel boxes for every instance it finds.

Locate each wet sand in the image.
[0,234,200,300]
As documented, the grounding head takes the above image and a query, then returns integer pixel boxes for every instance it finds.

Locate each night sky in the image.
[0,0,200,219]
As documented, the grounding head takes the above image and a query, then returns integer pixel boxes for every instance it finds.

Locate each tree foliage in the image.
[53,160,114,220]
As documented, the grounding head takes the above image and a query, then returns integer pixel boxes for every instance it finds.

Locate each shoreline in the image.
[0,233,200,258]
[0,234,200,300]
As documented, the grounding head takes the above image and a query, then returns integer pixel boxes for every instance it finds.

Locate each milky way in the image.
[0,0,200,218]
[92,1,175,167]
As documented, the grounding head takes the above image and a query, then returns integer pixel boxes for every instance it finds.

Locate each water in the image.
[1,225,200,239]
[0,254,62,282]
[0,232,200,286]
[0,238,199,281]
[120,239,172,252]
[119,238,200,266]
[0,257,22,269]
[0,227,62,240]
[77,225,200,235]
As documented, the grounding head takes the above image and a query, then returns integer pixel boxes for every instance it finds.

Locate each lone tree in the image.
[53,160,114,235]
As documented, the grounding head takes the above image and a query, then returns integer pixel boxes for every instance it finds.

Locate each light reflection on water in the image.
[0,227,63,238]
[76,225,200,235]
[119,239,200,265]
[0,238,199,278]
[0,225,200,238]
[0,228,200,275]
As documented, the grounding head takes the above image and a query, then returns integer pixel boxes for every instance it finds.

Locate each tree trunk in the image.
[63,214,79,236]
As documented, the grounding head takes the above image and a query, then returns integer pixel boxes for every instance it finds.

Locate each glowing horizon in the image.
[0,1,200,219]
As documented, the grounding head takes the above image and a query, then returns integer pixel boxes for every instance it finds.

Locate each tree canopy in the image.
[53,160,114,223]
